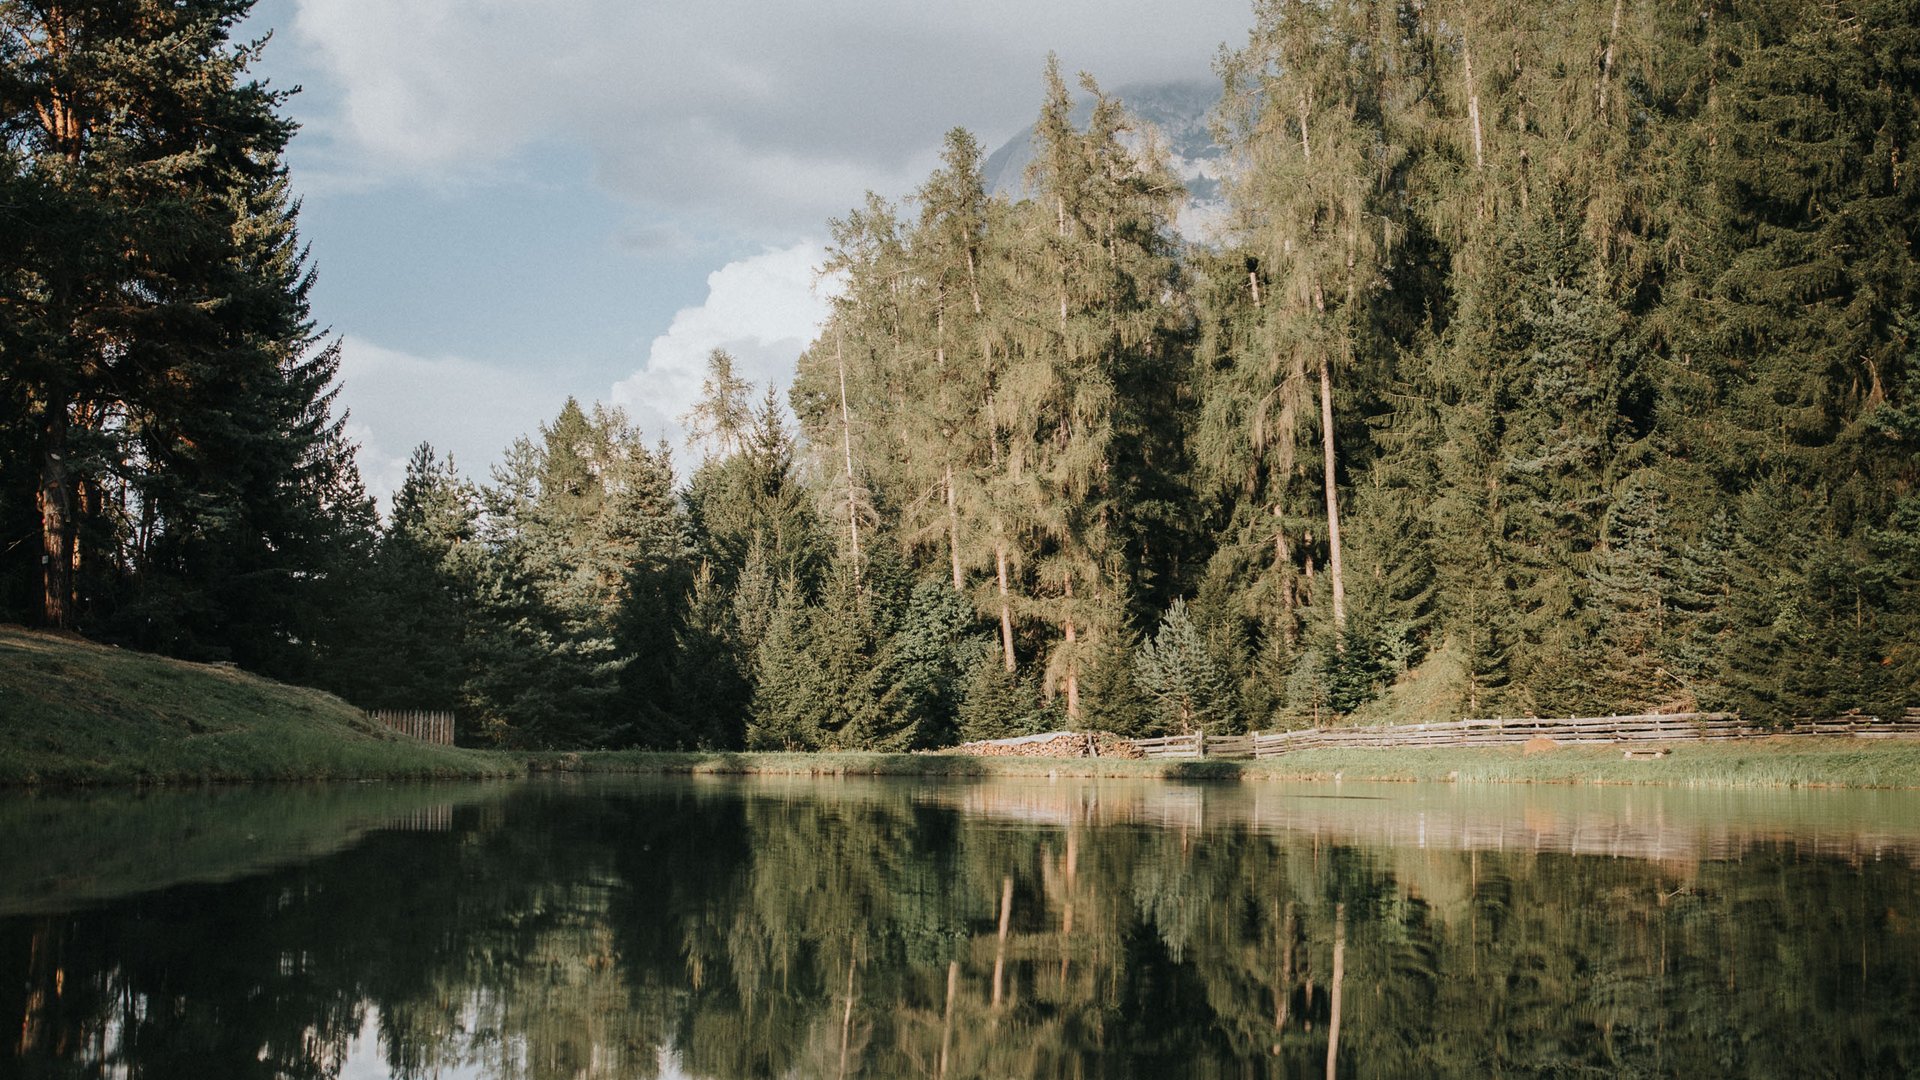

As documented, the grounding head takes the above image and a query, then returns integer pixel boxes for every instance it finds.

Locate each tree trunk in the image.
[1313,291,1348,636]
[947,464,964,592]
[939,960,958,1079]
[838,947,858,1080]
[1276,901,1295,1030]
[1063,574,1080,723]
[1599,0,1627,123]
[37,406,76,630]
[996,543,1016,672]
[835,334,862,570]
[1462,27,1485,168]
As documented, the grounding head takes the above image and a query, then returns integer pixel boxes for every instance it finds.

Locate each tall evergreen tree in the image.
[1,0,361,651]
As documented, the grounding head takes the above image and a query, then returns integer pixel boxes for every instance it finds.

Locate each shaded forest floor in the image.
[0,626,518,785]
[6,625,1919,789]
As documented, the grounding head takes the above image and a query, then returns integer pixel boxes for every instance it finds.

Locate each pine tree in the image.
[746,577,822,750]
[1,0,352,645]
[1135,599,1239,736]
[464,400,682,747]
[318,443,478,716]
[688,388,826,593]
[884,578,978,749]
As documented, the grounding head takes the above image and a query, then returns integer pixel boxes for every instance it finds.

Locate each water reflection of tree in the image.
[6,782,1920,1078]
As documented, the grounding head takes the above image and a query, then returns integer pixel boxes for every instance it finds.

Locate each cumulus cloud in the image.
[287,0,1250,233]
[609,241,834,462]
[334,336,571,507]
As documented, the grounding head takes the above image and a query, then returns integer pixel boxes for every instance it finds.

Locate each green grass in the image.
[6,623,1918,790]
[0,625,520,785]
[536,738,1920,789]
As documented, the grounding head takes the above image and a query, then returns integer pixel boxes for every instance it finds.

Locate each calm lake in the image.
[5,774,1919,1078]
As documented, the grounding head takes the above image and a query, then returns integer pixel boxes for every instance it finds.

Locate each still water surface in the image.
[5,774,1920,1078]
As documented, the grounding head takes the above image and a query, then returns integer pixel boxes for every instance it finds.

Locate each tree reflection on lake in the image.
[5,775,1919,1078]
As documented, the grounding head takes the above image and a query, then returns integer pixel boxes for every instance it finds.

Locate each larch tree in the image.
[1013,59,1183,721]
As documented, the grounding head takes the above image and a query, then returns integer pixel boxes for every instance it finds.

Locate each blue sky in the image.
[237,0,1250,503]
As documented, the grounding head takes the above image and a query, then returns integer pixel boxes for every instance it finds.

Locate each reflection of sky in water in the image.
[339,1007,699,1080]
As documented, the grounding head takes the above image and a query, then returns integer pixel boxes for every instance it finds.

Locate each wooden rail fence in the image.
[369,709,455,746]
[1129,710,1920,759]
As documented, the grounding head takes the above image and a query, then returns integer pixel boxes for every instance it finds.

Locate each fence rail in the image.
[369,709,455,746]
[1127,711,1920,759]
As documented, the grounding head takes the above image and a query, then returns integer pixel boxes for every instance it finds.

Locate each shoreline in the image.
[521,740,1920,791]
[9,741,1920,792]
[8,625,1917,792]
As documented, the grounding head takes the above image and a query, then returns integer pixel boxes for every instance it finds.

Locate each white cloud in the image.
[334,336,571,508]
[285,0,1250,233]
[609,241,835,462]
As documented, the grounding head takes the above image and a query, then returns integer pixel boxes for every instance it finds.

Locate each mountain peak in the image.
[980,79,1228,242]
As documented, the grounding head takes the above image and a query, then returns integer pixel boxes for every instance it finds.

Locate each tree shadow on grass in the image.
[1156,759,1247,782]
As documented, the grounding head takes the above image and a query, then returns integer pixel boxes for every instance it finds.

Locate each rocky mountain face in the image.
[981,79,1230,242]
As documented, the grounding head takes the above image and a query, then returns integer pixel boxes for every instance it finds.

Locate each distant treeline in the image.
[3,0,1916,748]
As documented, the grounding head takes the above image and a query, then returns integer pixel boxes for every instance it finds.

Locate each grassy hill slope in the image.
[0,626,517,785]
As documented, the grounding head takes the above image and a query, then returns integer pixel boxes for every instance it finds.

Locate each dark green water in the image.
[5,775,1920,1079]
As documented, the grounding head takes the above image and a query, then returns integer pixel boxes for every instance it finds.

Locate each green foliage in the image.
[746,557,905,751]
[463,401,687,748]
[9,10,1917,753]
[315,444,479,716]
[954,645,1050,742]
[1134,599,1239,735]
[883,579,978,749]
[0,0,371,673]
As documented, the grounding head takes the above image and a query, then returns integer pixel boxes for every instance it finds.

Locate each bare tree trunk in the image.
[1462,27,1485,168]
[947,464,964,592]
[1063,574,1080,723]
[1057,197,1070,326]
[1313,287,1348,636]
[1599,0,1627,122]
[996,543,1016,672]
[1275,901,1296,1030]
[838,947,858,1080]
[37,406,75,630]
[835,333,862,570]
[1060,829,1078,983]
[1298,94,1313,161]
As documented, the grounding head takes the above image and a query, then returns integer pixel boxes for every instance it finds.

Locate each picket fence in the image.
[369,709,455,746]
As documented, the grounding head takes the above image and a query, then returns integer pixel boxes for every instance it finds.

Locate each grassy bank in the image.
[6,624,1917,790]
[538,738,1920,789]
[0,626,519,785]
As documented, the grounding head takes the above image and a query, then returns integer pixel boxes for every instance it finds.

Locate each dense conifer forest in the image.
[4,0,1916,748]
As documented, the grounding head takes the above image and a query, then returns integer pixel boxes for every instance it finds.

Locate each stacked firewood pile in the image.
[943,731,1146,759]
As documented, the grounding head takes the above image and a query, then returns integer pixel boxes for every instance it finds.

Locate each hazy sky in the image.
[239,0,1251,502]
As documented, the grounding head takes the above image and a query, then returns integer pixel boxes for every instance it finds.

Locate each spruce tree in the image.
[1135,599,1239,736]
[0,0,356,649]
